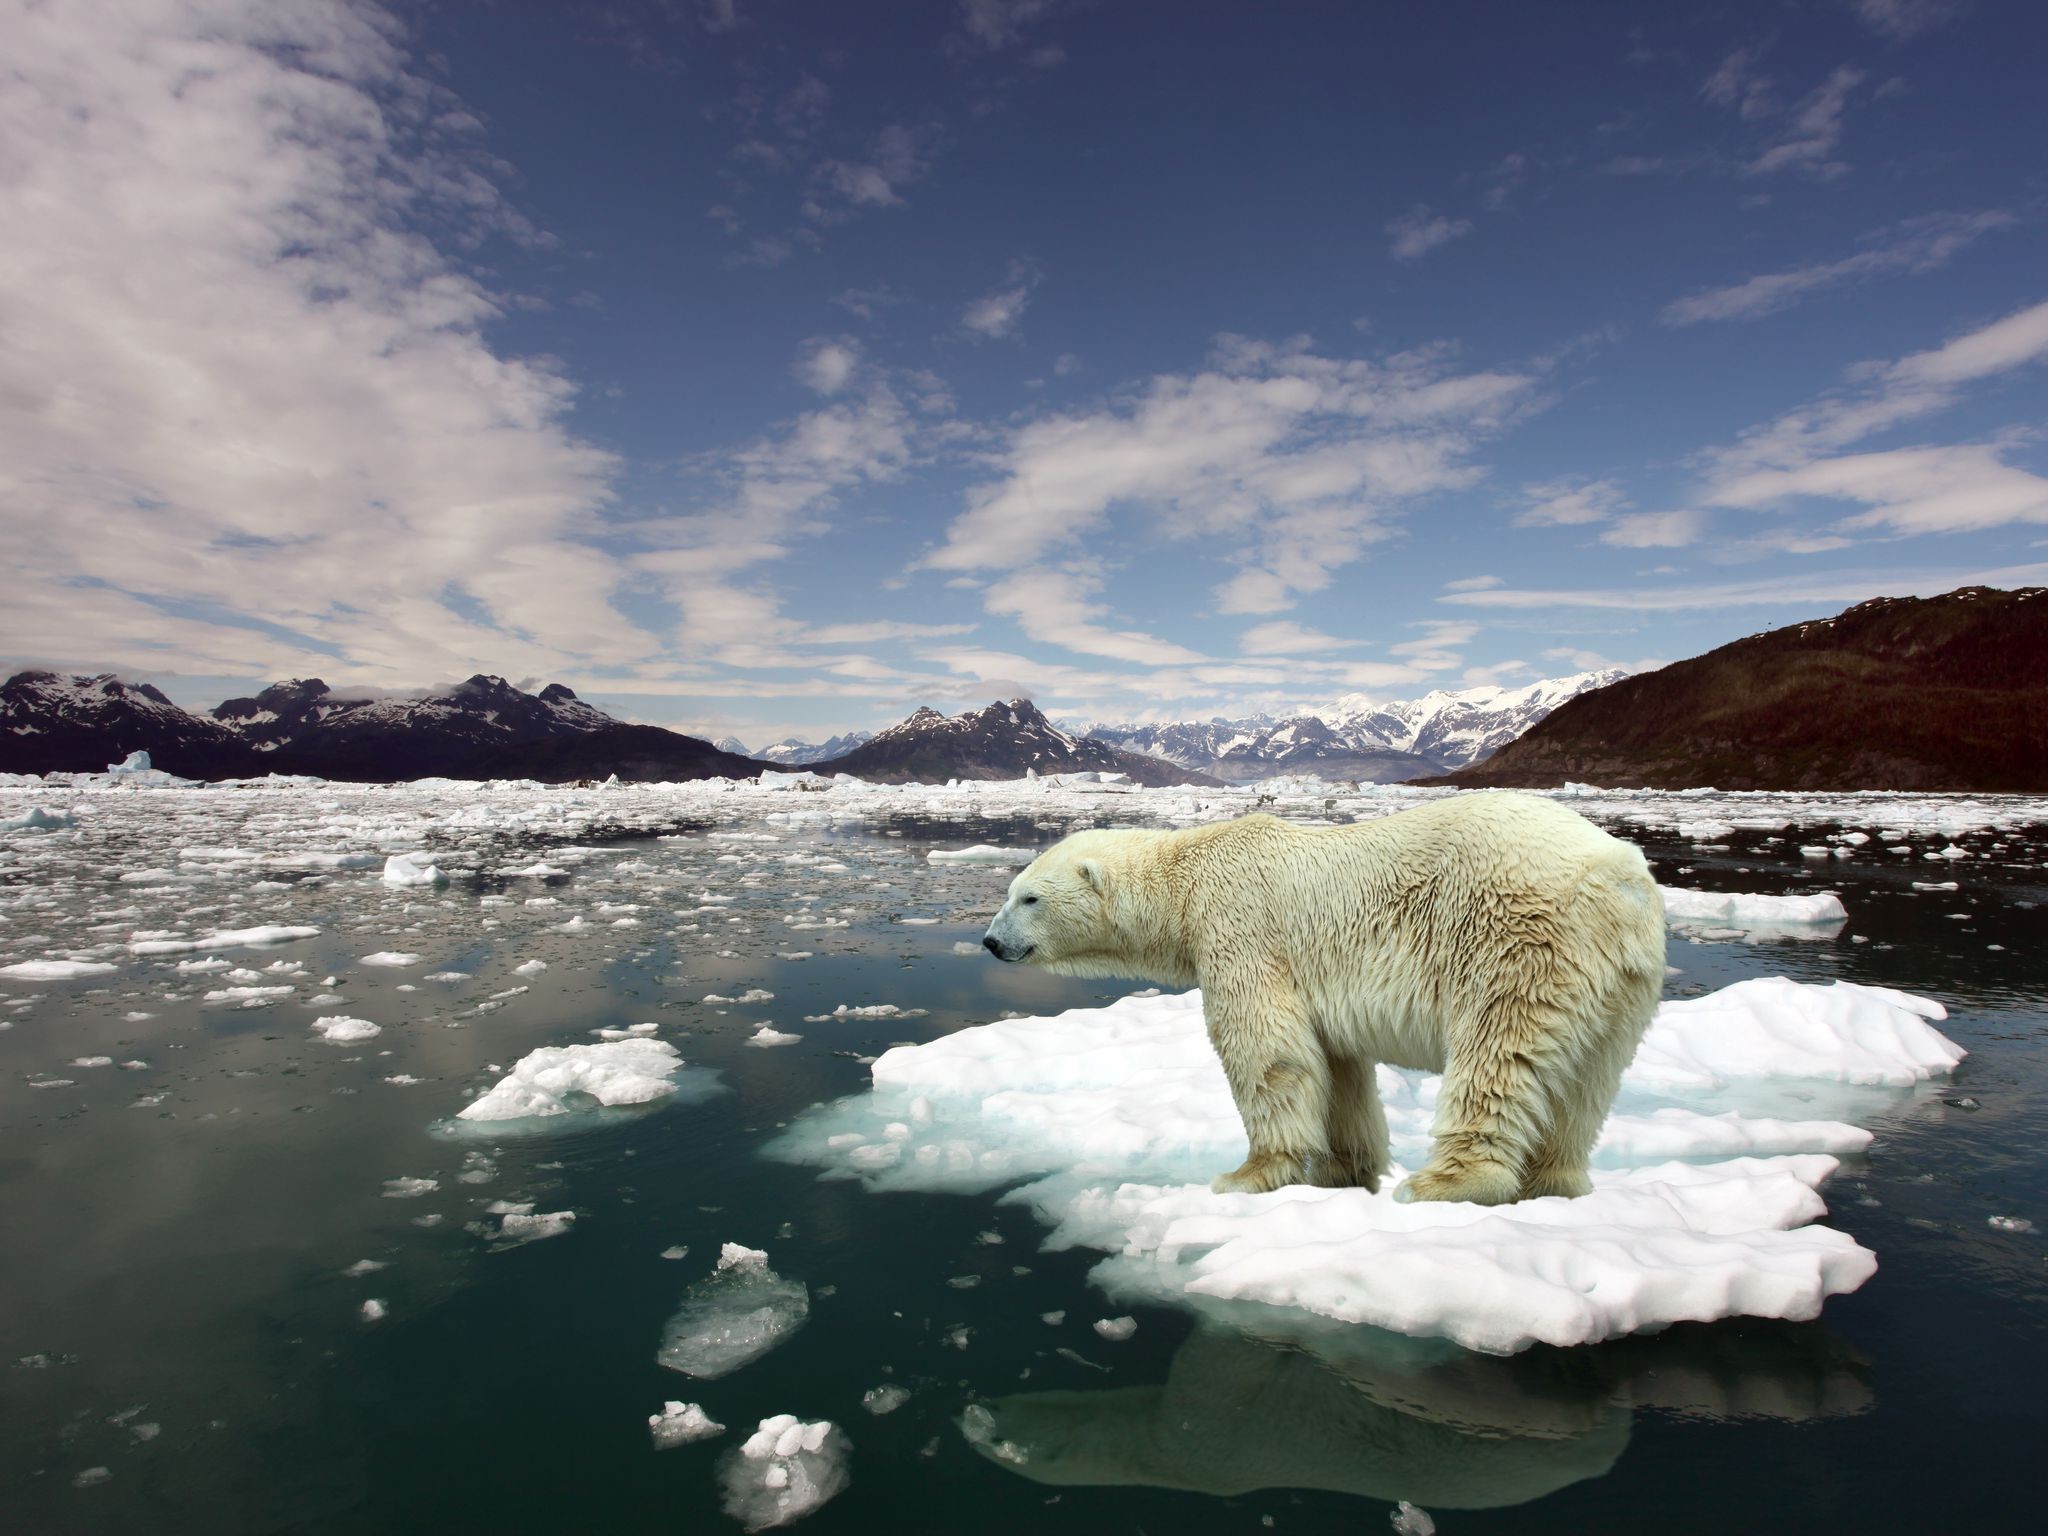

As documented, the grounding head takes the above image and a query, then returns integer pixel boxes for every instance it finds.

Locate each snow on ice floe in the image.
[719,1415,849,1532]
[769,979,1963,1355]
[454,1039,724,1127]
[658,1244,810,1380]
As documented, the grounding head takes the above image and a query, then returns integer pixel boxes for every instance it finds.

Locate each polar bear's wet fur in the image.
[982,793,1666,1204]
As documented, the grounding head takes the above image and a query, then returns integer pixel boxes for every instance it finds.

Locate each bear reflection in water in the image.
[963,1318,1870,1509]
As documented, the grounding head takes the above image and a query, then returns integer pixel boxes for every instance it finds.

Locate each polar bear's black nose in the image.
[982,934,1004,957]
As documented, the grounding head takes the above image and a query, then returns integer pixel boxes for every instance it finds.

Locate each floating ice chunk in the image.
[1658,886,1847,927]
[706,988,775,1004]
[456,1039,722,1125]
[359,951,421,967]
[862,1384,910,1415]
[501,861,569,878]
[0,959,116,980]
[803,1003,928,1022]
[650,1400,725,1449]
[1912,880,1959,892]
[360,1298,387,1322]
[381,853,448,887]
[128,924,319,955]
[1392,1501,1437,1535]
[1988,1216,2034,1234]
[480,1201,577,1246]
[927,845,1035,866]
[0,805,74,833]
[344,1259,388,1276]
[71,1056,114,1068]
[1093,1316,1138,1341]
[175,957,232,973]
[311,1015,381,1043]
[719,1415,850,1531]
[747,1025,802,1048]
[513,959,548,976]
[658,1244,809,1379]
[1631,978,1961,1091]
[381,1177,438,1198]
[203,984,294,1007]
[73,1466,113,1488]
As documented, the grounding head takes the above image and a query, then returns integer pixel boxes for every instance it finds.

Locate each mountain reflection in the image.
[963,1318,1871,1510]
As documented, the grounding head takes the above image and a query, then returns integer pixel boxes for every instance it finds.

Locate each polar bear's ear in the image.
[1077,858,1106,893]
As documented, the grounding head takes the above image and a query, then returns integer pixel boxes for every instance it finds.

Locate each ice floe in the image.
[650,1400,725,1449]
[718,1415,849,1531]
[128,924,319,955]
[927,844,1036,865]
[771,978,1963,1354]
[311,1015,381,1043]
[658,1244,809,1379]
[455,1039,723,1125]
[0,958,116,980]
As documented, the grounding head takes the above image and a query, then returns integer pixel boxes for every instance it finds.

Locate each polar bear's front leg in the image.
[1314,1055,1387,1191]
[1203,978,1327,1195]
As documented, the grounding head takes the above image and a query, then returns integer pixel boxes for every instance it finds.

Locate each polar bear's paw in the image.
[1209,1153,1306,1195]
[1393,1159,1523,1206]
[1307,1153,1381,1192]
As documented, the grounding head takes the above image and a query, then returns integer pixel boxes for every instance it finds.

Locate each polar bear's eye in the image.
[1022,894,1038,905]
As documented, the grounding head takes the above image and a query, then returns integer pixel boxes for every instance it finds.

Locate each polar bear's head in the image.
[982,830,1171,980]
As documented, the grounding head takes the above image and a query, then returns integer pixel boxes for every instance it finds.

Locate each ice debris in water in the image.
[1988,1216,2034,1234]
[359,951,421,967]
[649,1400,725,1449]
[455,1039,721,1124]
[480,1201,576,1246]
[127,924,318,955]
[344,1259,387,1277]
[719,1415,850,1531]
[381,853,447,887]
[311,1015,380,1043]
[747,1025,802,1048]
[1093,1316,1138,1341]
[771,977,1965,1355]
[861,1384,910,1415]
[360,1298,387,1323]
[72,1466,113,1489]
[381,1176,438,1199]
[658,1244,809,1380]
[960,1403,1031,1466]
[1391,1501,1437,1536]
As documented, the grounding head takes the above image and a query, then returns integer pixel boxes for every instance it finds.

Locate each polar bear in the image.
[981,792,1665,1204]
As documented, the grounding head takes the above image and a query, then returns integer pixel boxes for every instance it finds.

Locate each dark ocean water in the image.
[2,806,2043,1535]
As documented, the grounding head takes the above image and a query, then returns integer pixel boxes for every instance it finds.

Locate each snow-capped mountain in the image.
[1,670,765,783]
[756,730,875,767]
[712,735,752,758]
[1084,670,1627,781]
[815,699,1217,786]
[1,670,254,777]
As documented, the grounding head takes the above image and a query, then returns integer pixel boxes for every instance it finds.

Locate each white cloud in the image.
[921,334,1534,621]
[961,260,1040,340]
[1443,574,1504,591]
[1745,66,1865,178]
[1236,621,1362,656]
[0,0,649,686]
[1702,46,1775,121]
[1709,445,2048,535]
[1386,205,1473,261]
[981,567,1207,666]
[1462,659,1536,687]
[1601,510,1708,548]
[793,336,863,395]
[1661,211,2013,325]
[1848,0,1969,40]
[809,124,938,219]
[1439,562,2048,612]
[1516,477,1626,527]
[956,0,1058,50]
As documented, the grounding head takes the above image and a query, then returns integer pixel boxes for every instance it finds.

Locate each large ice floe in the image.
[453,1039,724,1127]
[771,977,1963,1355]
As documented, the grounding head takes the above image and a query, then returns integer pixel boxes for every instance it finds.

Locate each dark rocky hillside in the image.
[1433,586,2048,792]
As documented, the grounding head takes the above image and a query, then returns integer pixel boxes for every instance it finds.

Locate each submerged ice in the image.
[719,1415,850,1531]
[657,1244,810,1380]
[772,977,1963,1354]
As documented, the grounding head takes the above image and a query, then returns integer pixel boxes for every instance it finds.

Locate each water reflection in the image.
[964,1317,1870,1510]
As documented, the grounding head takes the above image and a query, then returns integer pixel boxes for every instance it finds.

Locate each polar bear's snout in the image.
[981,928,1034,962]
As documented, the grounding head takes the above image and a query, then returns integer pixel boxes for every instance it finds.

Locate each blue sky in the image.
[3,0,2045,747]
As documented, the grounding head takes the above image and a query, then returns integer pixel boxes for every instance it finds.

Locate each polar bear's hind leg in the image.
[1311,1054,1387,1191]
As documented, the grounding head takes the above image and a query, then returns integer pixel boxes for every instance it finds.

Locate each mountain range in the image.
[1,672,761,783]
[809,698,1218,786]
[1437,586,2048,792]
[1075,671,1627,782]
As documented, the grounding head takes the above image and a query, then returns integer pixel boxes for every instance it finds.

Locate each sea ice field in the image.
[2,769,2045,1533]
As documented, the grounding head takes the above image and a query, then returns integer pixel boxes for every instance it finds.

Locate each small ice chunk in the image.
[1391,1501,1437,1536]
[381,1176,438,1198]
[71,1056,113,1068]
[718,1415,850,1531]
[360,1298,387,1322]
[513,959,548,976]
[657,1244,809,1379]
[747,1025,802,1048]
[660,1244,690,1260]
[861,1384,910,1415]
[73,1466,112,1488]
[359,951,421,967]
[344,1259,388,1276]
[1092,1315,1137,1341]
[705,988,775,1004]
[650,1400,725,1449]
[1988,1215,2034,1234]
[381,853,448,887]
[457,1039,716,1124]
[311,1015,380,1043]
[927,845,1035,866]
